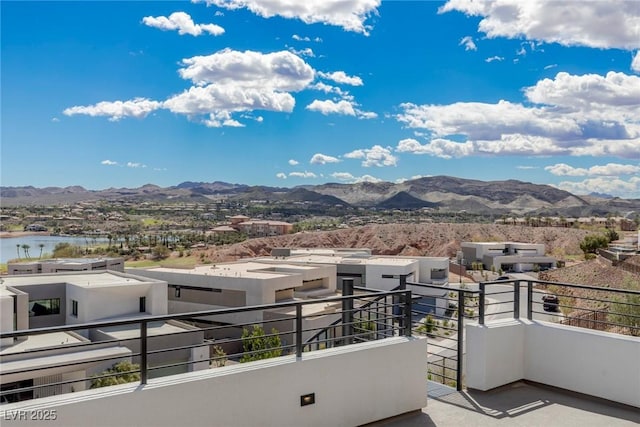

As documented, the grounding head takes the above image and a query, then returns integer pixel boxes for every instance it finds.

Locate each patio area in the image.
[371,381,640,426]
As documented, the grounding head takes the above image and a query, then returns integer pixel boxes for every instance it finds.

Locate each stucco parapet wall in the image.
[0,336,427,427]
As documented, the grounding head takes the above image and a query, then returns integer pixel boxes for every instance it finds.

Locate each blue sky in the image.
[2,1,639,198]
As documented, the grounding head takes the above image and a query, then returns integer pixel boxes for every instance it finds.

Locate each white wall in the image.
[1,295,14,347]
[0,337,427,427]
[466,320,640,408]
[366,262,417,291]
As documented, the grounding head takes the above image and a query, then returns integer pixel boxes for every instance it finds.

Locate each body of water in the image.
[0,235,109,264]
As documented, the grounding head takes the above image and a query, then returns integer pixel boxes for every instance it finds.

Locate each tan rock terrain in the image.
[206,223,591,261]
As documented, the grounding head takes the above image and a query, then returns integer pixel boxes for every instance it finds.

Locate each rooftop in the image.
[1,271,155,289]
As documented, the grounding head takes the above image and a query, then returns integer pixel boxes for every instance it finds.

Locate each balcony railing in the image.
[0,289,411,404]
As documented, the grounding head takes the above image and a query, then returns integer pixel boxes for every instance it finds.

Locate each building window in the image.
[175,287,181,298]
[71,300,78,317]
[139,297,146,313]
[28,298,61,317]
[381,274,396,279]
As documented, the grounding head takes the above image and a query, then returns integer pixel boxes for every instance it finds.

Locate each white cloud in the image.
[306,99,356,116]
[544,64,557,70]
[198,0,381,35]
[276,172,287,179]
[330,172,382,183]
[292,34,310,42]
[289,171,317,178]
[163,49,314,126]
[545,162,640,177]
[177,48,314,90]
[63,98,162,121]
[288,47,315,57]
[51,117,60,123]
[440,0,640,50]
[310,153,341,164]
[633,52,640,73]
[516,166,538,170]
[127,162,147,168]
[306,99,376,119]
[554,176,640,198]
[203,111,245,128]
[396,138,475,159]
[344,145,397,167]
[485,56,504,63]
[288,159,299,166]
[318,71,363,86]
[101,160,118,166]
[459,36,477,51]
[396,71,640,160]
[309,82,348,96]
[142,12,225,36]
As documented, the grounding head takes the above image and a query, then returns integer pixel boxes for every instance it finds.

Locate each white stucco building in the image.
[461,242,556,273]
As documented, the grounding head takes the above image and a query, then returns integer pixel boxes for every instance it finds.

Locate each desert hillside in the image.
[206,223,591,261]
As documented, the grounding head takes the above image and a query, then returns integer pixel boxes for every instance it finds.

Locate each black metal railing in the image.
[0,289,411,404]
[408,281,480,391]
[477,279,640,336]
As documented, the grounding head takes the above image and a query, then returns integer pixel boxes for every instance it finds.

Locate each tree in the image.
[16,244,20,259]
[38,243,45,259]
[579,234,609,256]
[52,242,83,258]
[21,244,31,259]
[151,244,170,260]
[91,361,140,388]
[604,228,619,243]
[240,325,282,362]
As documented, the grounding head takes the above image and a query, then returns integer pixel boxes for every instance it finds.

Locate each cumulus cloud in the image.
[177,48,314,90]
[318,71,363,86]
[440,0,640,50]
[310,153,341,164]
[198,0,381,35]
[288,159,299,165]
[459,36,477,51]
[306,99,376,119]
[289,171,317,178]
[396,138,474,159]
[63,98,162,121]
[554,176,640,198]
[309,82,348,96]
[164,49,314,126]
[440,0,640,70]
[276,172,287,179]
[344,145,397,167]
[101,160,118,166]
[292,34,310,42]
[330,172,382,183]
[485,56,504,63]
[545,162,640,177]
[396,71,640,159]
[288,47,315,57]
[142,12,225,36]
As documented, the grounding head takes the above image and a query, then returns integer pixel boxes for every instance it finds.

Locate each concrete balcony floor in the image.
[373,381,640,426]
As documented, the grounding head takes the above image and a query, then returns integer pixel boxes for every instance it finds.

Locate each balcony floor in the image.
[372,381,640,426]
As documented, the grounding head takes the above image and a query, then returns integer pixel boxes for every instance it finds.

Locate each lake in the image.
[0,235,109,264]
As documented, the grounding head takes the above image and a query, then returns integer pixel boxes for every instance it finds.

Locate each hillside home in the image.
[8,257,124,275]
[461,242,555,272]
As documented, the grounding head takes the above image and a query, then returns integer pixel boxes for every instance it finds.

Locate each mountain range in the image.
[2,176,639,217]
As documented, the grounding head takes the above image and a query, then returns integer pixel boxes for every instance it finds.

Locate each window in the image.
[381,274,396,279]
[139,297,146,313]
[28,298,61,317]
[71,300,78,317]
[175,287,181,298]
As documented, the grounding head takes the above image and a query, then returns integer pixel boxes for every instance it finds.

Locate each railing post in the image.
[342,278,354,345]
[479,282,485,325]
[513,280,520,319]
[456,290,464,391]
[140,320,148,385]
[296,303,303,357]
[527,281,533,320]
[404,290,412,337]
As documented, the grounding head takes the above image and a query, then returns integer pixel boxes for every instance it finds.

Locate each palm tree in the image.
[21,244,31,259]
[16,244,21,259]
[38,243,45,259]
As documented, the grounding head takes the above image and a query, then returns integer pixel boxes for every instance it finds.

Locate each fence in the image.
[0,289,411,404]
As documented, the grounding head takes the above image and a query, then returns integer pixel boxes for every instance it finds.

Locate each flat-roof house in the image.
[8,257,125,275]
[461,242,556,273]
